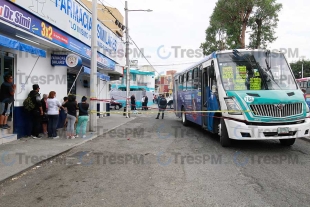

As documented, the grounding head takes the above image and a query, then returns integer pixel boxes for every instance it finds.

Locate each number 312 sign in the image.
[41,22,53,40]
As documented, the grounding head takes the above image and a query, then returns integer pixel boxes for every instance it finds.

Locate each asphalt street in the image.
[0,112,310,207]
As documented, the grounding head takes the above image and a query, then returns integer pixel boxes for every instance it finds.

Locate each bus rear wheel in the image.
[279,138,295,146]
[220,119,232,147]
[182,107,189,126]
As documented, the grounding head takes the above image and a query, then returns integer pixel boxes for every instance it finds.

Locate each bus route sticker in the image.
[244,96,254,103]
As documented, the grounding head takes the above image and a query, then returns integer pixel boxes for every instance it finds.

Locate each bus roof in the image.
[174,52,216,77]
[174,49,285,78]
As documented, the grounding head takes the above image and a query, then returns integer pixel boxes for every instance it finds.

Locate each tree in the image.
[290,60,310,78]
[200,0,282,53]
[201,0,254,54]
[248,0,282,49]
[200,17,227,55]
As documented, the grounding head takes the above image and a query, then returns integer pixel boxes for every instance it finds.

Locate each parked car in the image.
[110,100,123,110]
[167,97,173,109]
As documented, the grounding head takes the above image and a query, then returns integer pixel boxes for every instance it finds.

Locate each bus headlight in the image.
[224,97,242,115]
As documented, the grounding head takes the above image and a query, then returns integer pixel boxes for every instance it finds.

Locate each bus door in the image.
[202,61,218,132]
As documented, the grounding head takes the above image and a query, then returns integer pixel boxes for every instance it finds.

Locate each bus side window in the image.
[179,75,181,91]
[303,82,307,88]
[187,71,192,91]
[307,81,310,88]
[193,68,199,89]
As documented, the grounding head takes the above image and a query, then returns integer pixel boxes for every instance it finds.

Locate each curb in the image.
[301,137,310,143]
[0,117,136,184]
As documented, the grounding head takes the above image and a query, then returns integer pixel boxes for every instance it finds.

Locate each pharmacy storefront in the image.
[0,0,125,139]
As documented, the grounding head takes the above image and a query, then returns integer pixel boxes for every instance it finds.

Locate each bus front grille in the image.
[250,103,303,117]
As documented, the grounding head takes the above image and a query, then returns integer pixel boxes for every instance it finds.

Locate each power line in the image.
[128,35,160,74]
[98,0,124,27]
[151,62,198,66]
[101,0,114,7]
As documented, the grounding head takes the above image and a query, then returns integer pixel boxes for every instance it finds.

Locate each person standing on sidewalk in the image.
[0,74,15,129]
[62,95,78,139]
[47,91,61,139]
[156,94,167,119]
[75,96,89,138]
[28,84,43,139]
[41,94,48,136]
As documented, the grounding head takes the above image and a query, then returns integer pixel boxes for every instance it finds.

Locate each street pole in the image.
[90,0,98,131]
[125,1,130,118]
[302,63,304,78]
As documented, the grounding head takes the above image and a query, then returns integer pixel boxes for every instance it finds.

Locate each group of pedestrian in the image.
[25,84,89,139]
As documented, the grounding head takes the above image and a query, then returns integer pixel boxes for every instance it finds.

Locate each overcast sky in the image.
[101,0,310,74]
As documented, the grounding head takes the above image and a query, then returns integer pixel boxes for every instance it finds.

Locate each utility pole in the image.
[302,62,304,78]
[90,0,98,131]
[125,1,130,118]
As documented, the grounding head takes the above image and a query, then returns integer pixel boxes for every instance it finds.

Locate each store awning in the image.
[99,74,110,81]
[123,69,155,76]
[0,34,46,58]
[83,66,110,81]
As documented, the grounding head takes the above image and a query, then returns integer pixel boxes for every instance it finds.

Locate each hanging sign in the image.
[51,54,82,67]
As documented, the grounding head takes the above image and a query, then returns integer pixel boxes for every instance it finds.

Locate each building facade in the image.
[155,70,177,95]
[111,68,155,92]
[0,0,125,141]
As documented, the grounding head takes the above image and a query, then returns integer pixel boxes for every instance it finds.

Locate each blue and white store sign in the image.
[51,54,82,67]
[10,0,125,66]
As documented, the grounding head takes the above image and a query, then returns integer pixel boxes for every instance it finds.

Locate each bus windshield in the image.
[217,50,298,91]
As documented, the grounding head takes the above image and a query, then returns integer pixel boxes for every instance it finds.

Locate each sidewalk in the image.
[0,114,135,182]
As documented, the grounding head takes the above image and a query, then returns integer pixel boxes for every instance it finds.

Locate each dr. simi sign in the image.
[51,54,82,67]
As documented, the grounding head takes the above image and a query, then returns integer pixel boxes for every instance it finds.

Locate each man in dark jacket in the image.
[28,84,43,139]
[156,95,167,119]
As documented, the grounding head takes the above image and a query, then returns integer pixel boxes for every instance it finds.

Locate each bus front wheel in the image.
[220,119,232,147]
[279,138,295,146]
[182,107,189,126]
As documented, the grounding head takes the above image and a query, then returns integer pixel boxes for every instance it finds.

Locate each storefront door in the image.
[0,50,15,132]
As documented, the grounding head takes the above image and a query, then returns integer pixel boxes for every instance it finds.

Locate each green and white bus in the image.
[173,49,310,147]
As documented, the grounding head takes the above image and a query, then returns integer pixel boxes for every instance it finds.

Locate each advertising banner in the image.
[0,0,116,69]
[9,0,125,65]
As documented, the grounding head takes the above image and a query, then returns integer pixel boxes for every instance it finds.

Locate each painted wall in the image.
[12,49,67,106]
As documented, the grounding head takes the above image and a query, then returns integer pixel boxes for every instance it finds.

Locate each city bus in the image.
[296,77,310,93]
[173,49,310,147]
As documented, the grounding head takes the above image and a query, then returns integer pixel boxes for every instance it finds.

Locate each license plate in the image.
[277,127,289,135]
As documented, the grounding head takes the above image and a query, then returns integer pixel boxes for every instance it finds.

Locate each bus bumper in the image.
[225,119,310,140]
